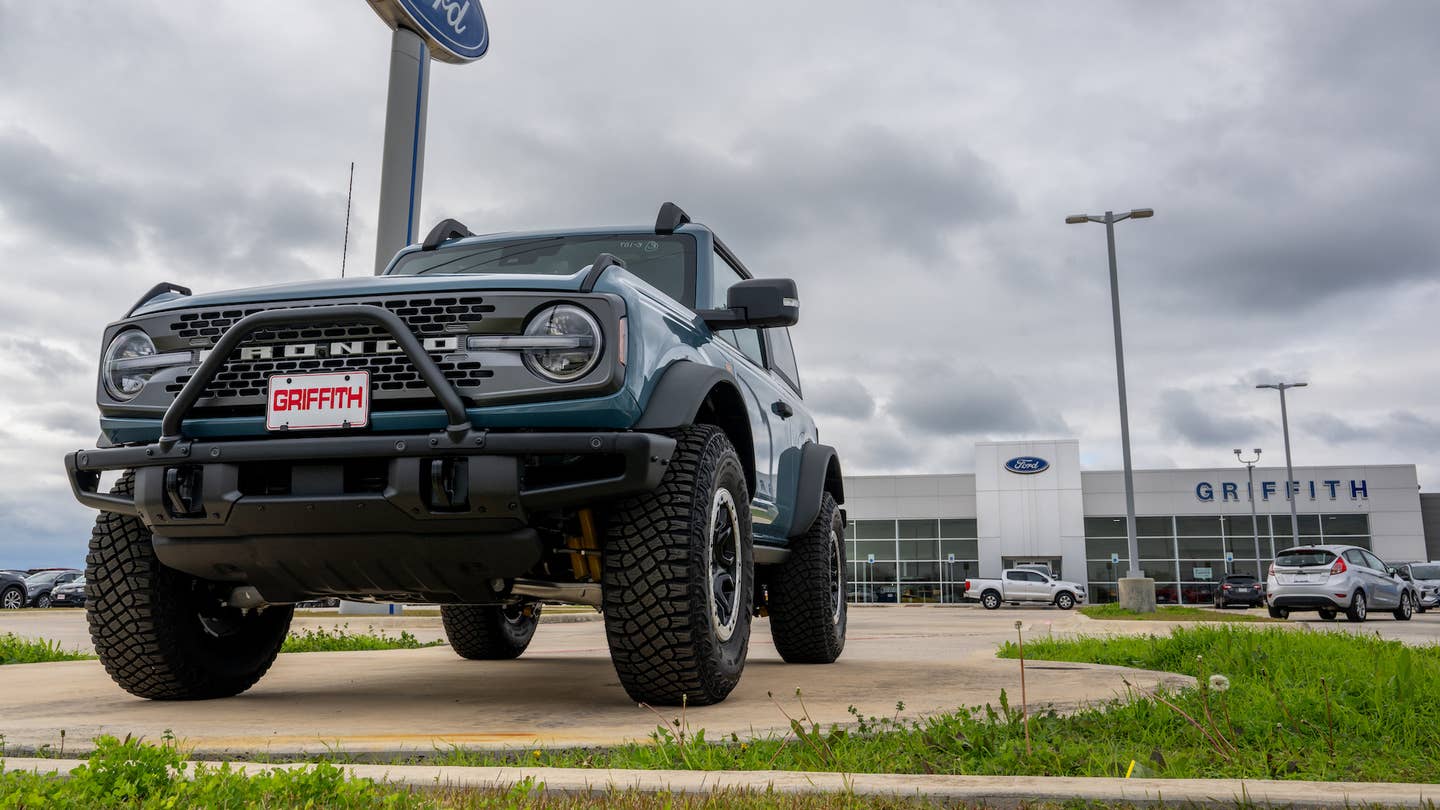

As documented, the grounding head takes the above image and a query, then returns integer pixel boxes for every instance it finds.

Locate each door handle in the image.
[771,400,794,419]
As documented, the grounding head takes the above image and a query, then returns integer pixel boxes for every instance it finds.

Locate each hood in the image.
[131,270,596,317]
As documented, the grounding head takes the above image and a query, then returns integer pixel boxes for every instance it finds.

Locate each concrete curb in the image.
[4,758,1435,807]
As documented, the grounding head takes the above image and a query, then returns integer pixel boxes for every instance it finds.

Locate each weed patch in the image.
[0,634,94,665]
[1079,604,1277,622]
[281,625,446,653]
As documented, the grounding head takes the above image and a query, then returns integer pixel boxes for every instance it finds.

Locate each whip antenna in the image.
[341,161,355,277]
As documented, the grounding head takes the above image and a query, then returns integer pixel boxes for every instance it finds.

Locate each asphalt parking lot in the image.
[0,606,1190,758]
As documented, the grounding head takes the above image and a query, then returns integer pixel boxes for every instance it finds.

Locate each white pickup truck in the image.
[965,569,1087,610]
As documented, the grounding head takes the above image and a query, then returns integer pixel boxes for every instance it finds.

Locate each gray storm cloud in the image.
[0,0,1437,567]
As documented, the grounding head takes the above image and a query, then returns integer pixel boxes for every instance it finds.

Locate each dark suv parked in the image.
[1213,574,1264,608]
[23,569,81,608]
[65,203,847,706]
[1,571,26,610]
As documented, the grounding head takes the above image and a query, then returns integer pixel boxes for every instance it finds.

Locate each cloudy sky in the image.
[1,1,1437,568]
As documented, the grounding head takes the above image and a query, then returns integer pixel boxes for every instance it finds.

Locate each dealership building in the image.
[842,440,1433,605]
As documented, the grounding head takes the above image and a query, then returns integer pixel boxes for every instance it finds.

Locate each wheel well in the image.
[823,454,845,504]
[694,382,756,496]
[982,589,1000,600]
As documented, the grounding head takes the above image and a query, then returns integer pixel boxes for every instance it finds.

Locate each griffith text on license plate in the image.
[267,371,370,431]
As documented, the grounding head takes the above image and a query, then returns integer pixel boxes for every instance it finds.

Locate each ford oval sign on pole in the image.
[1004,457,1050,475]
[367,0,490,64]
[365,0,489,275]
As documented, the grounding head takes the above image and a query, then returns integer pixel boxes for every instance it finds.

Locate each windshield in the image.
[25,571,62,585]
[1409,564,1440,579]
[389,234,696,306]
[1275,550,1336,568]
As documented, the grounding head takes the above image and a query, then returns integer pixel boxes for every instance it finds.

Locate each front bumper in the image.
[65,429,675,603]
[49,591,85,606]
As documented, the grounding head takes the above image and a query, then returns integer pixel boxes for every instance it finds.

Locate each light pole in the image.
[1234,448,1263,576]
[1066,208,1154,610]
[1256,382,1307,548]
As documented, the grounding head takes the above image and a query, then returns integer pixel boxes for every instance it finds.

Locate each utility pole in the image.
[1234,448,1263,576]
[1256,382,1308,548]
[1066,207,1155,611]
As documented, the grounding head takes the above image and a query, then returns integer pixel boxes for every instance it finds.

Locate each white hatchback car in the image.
[1266,544,1417,622]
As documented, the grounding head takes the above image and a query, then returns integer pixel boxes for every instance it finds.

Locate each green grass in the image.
[280,626,447,653]
[0,735,949,809]
[1079,604,1278,622]
[0,633,94,665]
[0,627,442,665]
[419,626,1439,783]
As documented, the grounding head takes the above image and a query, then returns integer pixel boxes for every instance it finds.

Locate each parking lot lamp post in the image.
[1066,208,1154,611]
[1256,383,1307,548]
[1234,448,1263,575]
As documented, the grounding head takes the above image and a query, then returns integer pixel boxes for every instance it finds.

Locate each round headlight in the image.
[522,304,602,382]
[102,329,158,400]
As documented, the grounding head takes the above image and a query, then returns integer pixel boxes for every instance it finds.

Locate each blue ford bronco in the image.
[65,203,847,705]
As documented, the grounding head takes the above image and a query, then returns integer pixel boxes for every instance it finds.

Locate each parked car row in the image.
[1266,545,1432,623]
[0,568,83,608]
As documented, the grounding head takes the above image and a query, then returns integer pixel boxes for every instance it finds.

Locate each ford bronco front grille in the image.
[160,296,498,407]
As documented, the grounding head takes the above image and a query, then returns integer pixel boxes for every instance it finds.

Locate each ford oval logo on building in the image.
[368,0,490,63]
[1004,457,1050,475]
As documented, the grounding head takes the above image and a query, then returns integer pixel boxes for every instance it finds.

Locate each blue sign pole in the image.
[366,0,490,274]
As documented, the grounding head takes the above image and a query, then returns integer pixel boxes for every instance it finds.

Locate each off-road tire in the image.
[767,492,846,664]
[1,586,23,610]
[441,603,540,660]
[1392,592,1413,621]
[602,425,753,706]
[1345,591,1367,623]
[1267,605,1289,619]
[87,472,293,700]
[1055,591,1075,610]
[981,590,1002,610]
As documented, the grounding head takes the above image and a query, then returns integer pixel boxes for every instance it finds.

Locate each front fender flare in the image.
[788,442,844,538]
[635,360,756,495]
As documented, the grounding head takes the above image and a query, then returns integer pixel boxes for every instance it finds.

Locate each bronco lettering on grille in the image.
[213,336,460,362]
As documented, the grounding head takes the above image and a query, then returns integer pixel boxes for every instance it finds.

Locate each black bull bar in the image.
[65,305,675,520]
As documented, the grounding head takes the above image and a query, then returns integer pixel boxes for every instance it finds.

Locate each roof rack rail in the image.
[125,282,192,318]
[655,202,691,234]
[421,218,474,251]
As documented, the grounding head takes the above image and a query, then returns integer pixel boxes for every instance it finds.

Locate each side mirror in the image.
[700,278,799,329]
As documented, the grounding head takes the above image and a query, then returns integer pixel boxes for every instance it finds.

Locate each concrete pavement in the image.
[0,607,1188,758]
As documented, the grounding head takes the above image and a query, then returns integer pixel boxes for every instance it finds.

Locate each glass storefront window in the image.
[1222,515,1269,537]
[897,519,938,539]
[854,520,896,539]
[1086,559,1123,582]
[1154,583,1180,604]
[900,584,942,603]
[899,539,938,561]
[1140,560,1178,581]
[1322,514,1369,536]
[940,538,979,559]
[1181,582,1217,604]
[1085,537,1128,558]
[1272,515,1321,536]
[854,540,896,561]
[900,561,939,581]
[1176,516,1222,536]
[940,519,978,538]
[1228,559,1269,578]
[1084,517,1126,537]
[1088,582,1119,604]
[1138,537,1173,558]
[1177,537,1224,558]
[1182,561,1223,581]
[1137,517,1173,536]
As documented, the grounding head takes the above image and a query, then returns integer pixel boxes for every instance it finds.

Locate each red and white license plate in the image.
[266,371,370,431]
